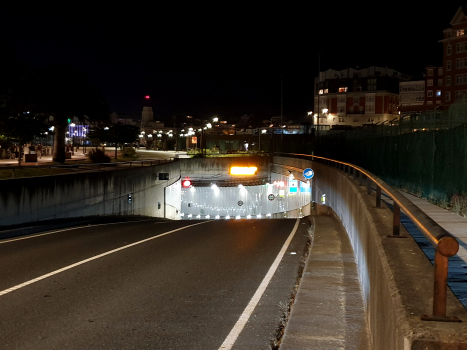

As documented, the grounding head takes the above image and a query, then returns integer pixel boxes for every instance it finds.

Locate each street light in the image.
[82,128,87,154]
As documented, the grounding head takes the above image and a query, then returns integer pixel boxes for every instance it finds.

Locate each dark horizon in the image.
[2,3,461,124]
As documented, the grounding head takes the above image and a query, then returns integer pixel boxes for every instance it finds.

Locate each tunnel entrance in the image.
[178,172,312,220]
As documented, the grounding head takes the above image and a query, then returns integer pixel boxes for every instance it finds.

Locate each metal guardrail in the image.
[280,152,461,322]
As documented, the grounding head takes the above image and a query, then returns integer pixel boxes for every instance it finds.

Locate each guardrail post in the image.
[367,176,372,195]
[434,251,448,318]
[353,169,357,181]
[392,202,400,236]
[421,250,461,322]
[376,186,381,208]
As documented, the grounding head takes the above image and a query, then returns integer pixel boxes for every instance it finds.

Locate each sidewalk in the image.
[0,148,184,166]
[0,152,88,166]
[281,215,371,350]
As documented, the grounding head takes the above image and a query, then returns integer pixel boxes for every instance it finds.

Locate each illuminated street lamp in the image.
[82,128,87,154]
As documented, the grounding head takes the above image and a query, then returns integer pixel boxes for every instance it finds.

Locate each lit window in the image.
[436,90,441,97]
[319,89,323,95]
[339,87,348,93]
[457,30,465,37]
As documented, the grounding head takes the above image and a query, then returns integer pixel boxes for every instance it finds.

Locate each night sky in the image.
[2,3,463,124]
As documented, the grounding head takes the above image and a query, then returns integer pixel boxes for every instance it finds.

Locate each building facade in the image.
[399,80,425,118]
[440,6,467,106]
[314,67,409,130]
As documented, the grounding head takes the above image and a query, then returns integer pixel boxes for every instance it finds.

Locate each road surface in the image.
[0,218,310,349]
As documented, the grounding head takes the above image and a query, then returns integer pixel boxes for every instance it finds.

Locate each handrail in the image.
[277,152,461,322]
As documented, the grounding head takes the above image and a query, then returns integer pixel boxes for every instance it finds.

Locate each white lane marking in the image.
[0,221,209,297]
[219,218,300,350]
[0,220,155,245]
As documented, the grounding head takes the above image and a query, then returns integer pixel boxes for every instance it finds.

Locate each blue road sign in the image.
[303,168,314,179]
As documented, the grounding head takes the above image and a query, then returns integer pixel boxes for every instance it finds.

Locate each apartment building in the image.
[314,66,409,130]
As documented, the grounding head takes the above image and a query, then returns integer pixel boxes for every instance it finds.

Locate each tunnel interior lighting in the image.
[246,215,251,219]
[235,215,241,220]
[188,214,192,218]
[206,215,210,219]
[226,215,231,219]
[257,214,262,219]
[215,215,220,219]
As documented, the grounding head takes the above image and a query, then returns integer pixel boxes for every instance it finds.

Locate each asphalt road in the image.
[0,218,310,350]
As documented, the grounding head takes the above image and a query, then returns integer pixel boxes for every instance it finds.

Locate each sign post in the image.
[303,168,314,211]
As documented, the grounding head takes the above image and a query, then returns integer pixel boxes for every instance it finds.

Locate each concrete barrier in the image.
[272,156,467,350]
[179,155,270,177]
[0,162,181,227]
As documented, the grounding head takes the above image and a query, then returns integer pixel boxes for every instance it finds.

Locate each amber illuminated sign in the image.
[230,166,258,175]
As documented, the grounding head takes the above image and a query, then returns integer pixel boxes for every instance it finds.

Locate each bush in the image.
[87,148,111,163]
[122,147,136,158]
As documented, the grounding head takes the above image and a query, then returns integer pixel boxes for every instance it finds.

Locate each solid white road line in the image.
[218,218,301,350]
[0,221,209,297]
[0,219,155,245]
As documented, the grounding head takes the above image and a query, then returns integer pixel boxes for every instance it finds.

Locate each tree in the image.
[1,113,48,166]
[19,64,110,163]
[88,123,140,159]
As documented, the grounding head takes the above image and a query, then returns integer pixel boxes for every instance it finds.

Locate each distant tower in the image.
[141,106,153,124]
[141,95,153,129]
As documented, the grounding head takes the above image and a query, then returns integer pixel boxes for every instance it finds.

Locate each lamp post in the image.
[82,128,87,154]
[203,123,212,157]
[70,123,76,155]
[433,103,446,131]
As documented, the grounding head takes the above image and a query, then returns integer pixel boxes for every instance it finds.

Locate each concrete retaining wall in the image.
[180,155,270,177]
[273,156,467,350]
[0,162,181,227]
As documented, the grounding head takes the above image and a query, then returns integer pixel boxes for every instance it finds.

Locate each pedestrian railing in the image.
[279,152,461,322]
